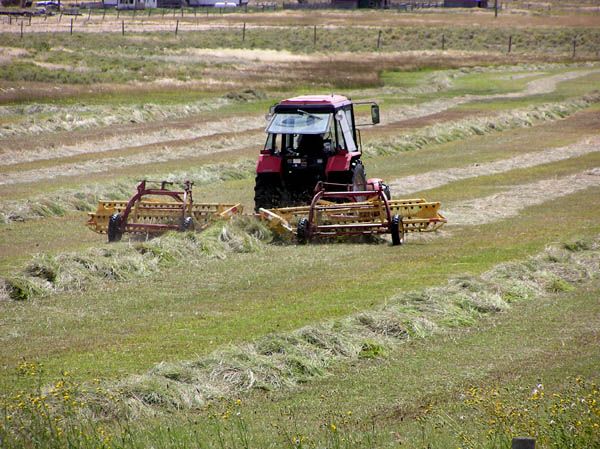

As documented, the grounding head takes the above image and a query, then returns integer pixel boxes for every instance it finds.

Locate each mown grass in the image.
[1,244,598,448]
[1,91,596,222]
[1,179,599,396]
[1,26,600,447]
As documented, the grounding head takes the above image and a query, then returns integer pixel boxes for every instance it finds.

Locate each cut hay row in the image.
[1,65,595,171]
[377,66,600,122]
[2,91,589,185]
[444,167,600,226]
[0,159,255,223]
[1,63,593,151]
[511,67,600,96]
[3,166,599,302]
[0,116,264,167]
[0,95,239,139]
[0,217,272,302]
[364,93,600,156]
[389,135,600,195]
[383,67,600,124]
[70,238,600,418]
[0,95,595,222]
[0,133,264,186]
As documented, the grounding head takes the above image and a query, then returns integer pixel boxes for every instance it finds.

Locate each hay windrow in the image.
[364,93,600,157]
[68,236,600,419]
[0,97,234,140]
[2,94,597,224]
[0,159,256,223]
[389,135,600,196]
[1,217,272,301]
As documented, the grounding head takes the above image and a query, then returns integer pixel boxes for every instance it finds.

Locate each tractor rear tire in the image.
[254,174,282,212]
[391,214,404,246]
[297,217,310,244]
[107,213,123,243]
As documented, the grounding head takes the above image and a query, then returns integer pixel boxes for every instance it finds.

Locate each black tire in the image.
[390,214,404,246]
[297,217,310,244]
[254,174,282,212]
[181,216,194,231]
[351,160,367,192]
[107,213,123,243]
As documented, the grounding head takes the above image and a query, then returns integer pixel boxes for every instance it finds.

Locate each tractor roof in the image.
[277,95,351,110]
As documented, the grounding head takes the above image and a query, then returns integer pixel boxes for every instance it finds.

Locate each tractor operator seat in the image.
[297,134,325,156]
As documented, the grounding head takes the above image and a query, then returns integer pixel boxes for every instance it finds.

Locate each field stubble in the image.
[1,23,600,447]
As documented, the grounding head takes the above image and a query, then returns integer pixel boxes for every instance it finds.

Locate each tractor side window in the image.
[335,111,357,152]
[264,133,280,154]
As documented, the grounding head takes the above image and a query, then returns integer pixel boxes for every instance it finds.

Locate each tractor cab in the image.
[255,95,379,211]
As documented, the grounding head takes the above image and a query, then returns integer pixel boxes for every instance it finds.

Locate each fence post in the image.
[88,8,91,20]
[313,24,317,46]
[102,8,106,20]
[242,21,246,41]
[175,19,179,35]
[117,9,120,18]
[20,20,23,39]
[377,29,382,49]
[122,20,125,36]
[508,34,512,53]
[572,37,577,58]
[441,33,445,50]
[70,18,73,35]
[512,437,535,449]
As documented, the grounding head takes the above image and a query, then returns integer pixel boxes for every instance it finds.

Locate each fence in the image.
[1,11,598,59]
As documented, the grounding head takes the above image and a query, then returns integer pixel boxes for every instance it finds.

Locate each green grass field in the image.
[0,5,599,449]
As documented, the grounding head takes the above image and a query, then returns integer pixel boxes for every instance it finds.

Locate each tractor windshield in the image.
[267,112,331,135]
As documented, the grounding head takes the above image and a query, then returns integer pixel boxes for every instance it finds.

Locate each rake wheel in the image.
[391,214,404,246]
[297,217,310,244]
[107,213,123,243]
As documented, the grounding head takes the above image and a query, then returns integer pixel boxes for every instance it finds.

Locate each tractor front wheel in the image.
[390,214,404,246]
[107,213,123,243]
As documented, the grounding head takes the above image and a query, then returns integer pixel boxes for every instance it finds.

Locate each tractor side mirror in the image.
[371,104,380,125]
[265,105,276,121]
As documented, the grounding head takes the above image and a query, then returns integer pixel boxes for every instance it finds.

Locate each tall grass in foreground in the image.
[1,238,598,448]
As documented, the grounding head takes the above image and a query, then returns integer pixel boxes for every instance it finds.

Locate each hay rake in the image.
[87,180,242,242]
[258,182,446,245]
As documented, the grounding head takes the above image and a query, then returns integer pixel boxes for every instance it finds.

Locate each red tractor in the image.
[254,95,385,211]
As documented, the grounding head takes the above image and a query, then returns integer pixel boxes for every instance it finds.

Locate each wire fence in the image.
[1,8,599,58]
